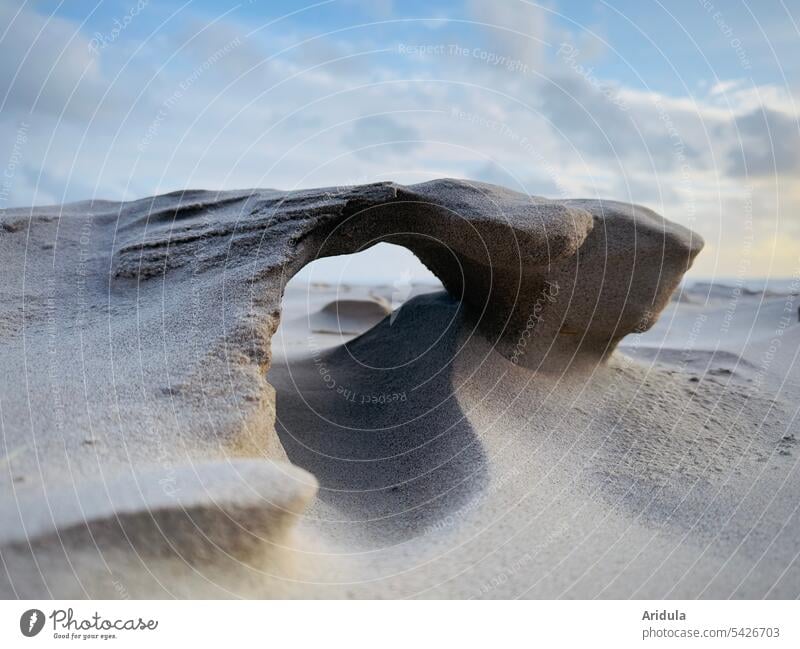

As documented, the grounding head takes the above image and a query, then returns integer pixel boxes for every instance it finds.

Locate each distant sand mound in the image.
[309,298,391,335]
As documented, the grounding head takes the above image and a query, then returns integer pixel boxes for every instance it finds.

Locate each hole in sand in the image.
[268,243,489,546]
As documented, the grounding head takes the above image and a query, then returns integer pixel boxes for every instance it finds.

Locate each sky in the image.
[1,0,798,280]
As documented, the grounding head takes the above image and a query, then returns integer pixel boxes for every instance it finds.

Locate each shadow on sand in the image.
[271,292,489,546]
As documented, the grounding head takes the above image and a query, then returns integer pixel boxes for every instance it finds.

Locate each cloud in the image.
[341,114,421,159]
[292,37,374,79]
[467,0,548,71]
[179,18,266,79]
[344,0,394,18]
[0,3,104,118]
[537,73,633,158]
[1,0,798,278]
[727,107,800,177]
[536,68,731,185]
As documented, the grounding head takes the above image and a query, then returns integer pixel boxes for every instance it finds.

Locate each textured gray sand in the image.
[1,180,798,598]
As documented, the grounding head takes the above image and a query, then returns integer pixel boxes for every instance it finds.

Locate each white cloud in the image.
[0,2,103,118]
[341,114,421,160]
[727,107,800,177]
[467,0,549,71]
[1,2,799,276]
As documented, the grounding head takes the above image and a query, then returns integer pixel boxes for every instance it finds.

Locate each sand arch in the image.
[110,179,702,373]
[104,178,706,461]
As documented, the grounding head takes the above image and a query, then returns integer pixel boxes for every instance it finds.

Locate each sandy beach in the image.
[1,180,797,599]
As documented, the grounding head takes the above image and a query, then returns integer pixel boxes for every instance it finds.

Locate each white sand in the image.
[1,181,798,598]
[265,283,800,598]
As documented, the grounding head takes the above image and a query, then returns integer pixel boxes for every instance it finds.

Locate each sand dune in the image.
[308,298,392,335]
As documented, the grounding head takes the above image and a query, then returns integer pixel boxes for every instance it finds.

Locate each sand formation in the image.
[308,298,392,335]
[109,178,703,367]
[0,178,748,598]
